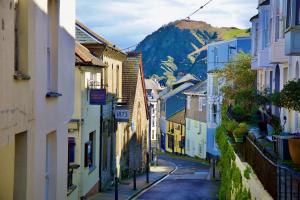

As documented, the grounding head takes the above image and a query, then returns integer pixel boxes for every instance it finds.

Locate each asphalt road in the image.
[135,154,220,200]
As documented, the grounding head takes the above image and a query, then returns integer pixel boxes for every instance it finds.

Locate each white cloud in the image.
[76,0,257,49]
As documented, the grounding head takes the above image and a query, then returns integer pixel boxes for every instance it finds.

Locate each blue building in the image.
[206,37,251,158]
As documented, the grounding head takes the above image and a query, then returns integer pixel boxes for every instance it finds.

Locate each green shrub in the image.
[225,120,239,133]
[233,123,248,138]
[244,166,252,180]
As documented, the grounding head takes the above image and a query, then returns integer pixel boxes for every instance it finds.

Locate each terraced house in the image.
[75,21,127,191]
[0,0,75,199]
[184,81,207,159]
[251,0,300,133]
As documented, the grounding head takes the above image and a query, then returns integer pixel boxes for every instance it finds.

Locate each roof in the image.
[184,80,207,95]
[167,109,185,125]
[122,52,149,120]
[145,79,163,90]
[173,74,199,86]
[259,0,270,6]
[207,36,251,47]
[75,42,106,67]
[76,20,126,55]
[250,14,259,22]
[160,82,194,100]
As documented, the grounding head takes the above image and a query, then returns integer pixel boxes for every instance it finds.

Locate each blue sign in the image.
[115,106,130,122]
[89,89,106,105]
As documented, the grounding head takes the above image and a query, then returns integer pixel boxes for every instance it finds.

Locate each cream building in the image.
[67,43,106,200]
[75,21,127,188]
[0,0,75,200]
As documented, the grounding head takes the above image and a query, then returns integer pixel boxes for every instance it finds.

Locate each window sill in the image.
[88,165,96,174]
[46,91,62,98]
[13,71,31,80]
[67,184,77,196]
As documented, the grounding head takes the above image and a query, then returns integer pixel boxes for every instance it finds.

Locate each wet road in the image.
[135,154,220,200]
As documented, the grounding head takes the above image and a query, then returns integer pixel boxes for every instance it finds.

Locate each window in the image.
[212,104,217,123]
[199,97,203,112]
[187,96,191,110]
[47,0,59,92]
[14,0,30,79]
[213,47,218,67]
[187,120,191,130]
[213,77,218,95]
[112,64,114,94]
[116,65,120,97]
[85,131,96,172]
[275,15,280,41]
[262,9,270,49]
[296,62,300,79]
[152,116,155,127]
[286,0,292,28]
[296,0,300,25]
[14,132,28,200]
[152,130,155,140]
[283,67,288,85]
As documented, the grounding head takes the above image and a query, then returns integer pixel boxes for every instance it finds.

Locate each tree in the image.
[219,52,257,115]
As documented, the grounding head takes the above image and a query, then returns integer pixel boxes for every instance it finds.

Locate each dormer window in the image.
[285,0,300,55]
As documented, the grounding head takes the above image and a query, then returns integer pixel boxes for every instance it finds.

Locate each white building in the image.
[0,0,75,200]
[250,0,300,133]
[206,37,251,158]
[145,79,163,153]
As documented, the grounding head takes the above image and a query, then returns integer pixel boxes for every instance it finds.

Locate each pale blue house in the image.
[206,37,251,158]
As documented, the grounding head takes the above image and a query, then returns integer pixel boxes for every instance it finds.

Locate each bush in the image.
[225,120,239,133]
[233,123,248,138]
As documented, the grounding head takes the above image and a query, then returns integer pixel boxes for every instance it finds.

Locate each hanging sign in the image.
[89,89,106,105]
[115,106,130,122]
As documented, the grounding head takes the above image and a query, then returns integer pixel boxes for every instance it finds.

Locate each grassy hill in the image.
[135,20,250,81]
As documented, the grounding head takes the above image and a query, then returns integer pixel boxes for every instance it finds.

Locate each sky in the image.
[76,0,257,50]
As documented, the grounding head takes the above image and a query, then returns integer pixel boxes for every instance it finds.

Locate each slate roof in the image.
[75,20,126,55]
[183,80,207,96]
[167,109,186,125]
[173,74,200,87]
[122,52,149,120]
[160,82,194,100]
[75,42,106,67]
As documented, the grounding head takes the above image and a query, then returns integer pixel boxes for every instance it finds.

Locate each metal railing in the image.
[240,135,300,200]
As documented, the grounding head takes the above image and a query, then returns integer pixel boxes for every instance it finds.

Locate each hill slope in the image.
[135,20,250,81]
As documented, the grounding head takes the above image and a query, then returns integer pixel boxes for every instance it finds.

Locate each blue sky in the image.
[76,0,257,49]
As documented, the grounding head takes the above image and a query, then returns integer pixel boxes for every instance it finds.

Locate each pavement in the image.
[133,154,220,200]
[88,159,176,200]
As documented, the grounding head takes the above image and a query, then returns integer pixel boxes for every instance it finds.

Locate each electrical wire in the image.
[186,0,214,20]
[121,0,214,52]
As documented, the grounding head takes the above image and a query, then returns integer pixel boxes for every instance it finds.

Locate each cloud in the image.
[76,0,257,49]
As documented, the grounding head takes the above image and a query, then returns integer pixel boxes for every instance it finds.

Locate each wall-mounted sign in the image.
[89,89,106,105]
[115,106,130,122]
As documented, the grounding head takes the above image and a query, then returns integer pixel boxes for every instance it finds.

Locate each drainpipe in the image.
[98,71,104,192]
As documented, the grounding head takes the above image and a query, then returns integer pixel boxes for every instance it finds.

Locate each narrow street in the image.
[135,154,220,200]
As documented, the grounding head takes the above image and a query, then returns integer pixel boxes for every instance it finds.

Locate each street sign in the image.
[115,106,130,122]
[89,89,106,105]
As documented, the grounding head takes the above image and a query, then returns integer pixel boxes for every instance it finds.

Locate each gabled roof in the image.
[76,20,126,55]
[145,79,163,90]
[167,109,185,125]
[173,74,199,87]
[122,52,149,120]
[160,82,194,100]
[75,42,106,67]
[184,80,207,96]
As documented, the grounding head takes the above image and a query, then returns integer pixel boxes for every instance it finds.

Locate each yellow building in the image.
[166,110,186,154]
